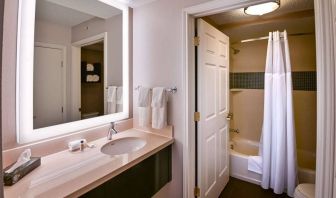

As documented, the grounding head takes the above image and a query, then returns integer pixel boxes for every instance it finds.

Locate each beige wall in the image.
[229,34,317,168]
[133,0,216,197]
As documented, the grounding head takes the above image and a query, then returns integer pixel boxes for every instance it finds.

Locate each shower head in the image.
[231,47,240,55]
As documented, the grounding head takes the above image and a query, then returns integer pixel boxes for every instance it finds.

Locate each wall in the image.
[72,15,123,87]
[2,0,19,148]
[229,35,316,169]
[133,0,212,197]
[0,0,4,195]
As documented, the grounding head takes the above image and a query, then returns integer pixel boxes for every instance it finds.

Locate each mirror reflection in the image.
[33,0,123,129]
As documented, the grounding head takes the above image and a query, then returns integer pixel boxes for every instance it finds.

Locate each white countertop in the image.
[4,128,174,198]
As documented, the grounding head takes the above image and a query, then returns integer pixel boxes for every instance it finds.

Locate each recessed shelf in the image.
[230,89,243,92]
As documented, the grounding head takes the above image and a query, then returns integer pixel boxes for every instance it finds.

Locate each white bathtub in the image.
[230,138,316,185]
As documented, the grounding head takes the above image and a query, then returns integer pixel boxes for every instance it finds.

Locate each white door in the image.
[34,45,64,128]
[197,19,230,198]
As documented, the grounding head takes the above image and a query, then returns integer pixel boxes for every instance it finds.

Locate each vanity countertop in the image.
[4,128,174,198]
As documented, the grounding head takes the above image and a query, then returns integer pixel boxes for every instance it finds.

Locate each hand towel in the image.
[107,86,117,114]
[116,86,123,112]
[248,155,262,174]
[138,87,151,127]
[137,87,151,107]
[151,87,167,129]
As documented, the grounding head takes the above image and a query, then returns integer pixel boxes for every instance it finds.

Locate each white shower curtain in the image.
[260,31,297,197]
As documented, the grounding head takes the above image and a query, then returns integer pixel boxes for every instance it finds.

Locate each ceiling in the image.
[36,0,122,27]
[205,0,315,42]
[208,0,314,25]
[115,0,158,8]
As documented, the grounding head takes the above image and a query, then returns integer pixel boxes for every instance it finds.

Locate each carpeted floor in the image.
[219,177,291,198]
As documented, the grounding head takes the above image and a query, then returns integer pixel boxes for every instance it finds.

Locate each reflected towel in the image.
[151,87,167,129]
[116,86,123,112]
[248,155,262,174]
[86,63,94,71]
[138,87,151,127]
[107,86,117,114]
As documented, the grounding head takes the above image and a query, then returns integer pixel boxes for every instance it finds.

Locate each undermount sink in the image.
[101,137,147,156]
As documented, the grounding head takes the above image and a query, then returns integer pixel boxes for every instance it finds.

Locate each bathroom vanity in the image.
[4,128,174,197]
[5,0,174,197]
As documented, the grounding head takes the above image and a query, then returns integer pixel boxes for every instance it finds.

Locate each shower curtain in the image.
[260,31,297,197]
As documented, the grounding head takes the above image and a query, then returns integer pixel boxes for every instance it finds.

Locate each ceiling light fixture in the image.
[244,1,280,16]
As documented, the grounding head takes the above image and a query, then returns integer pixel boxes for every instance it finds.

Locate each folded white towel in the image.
[137,87,151,107]
[92,74,99,82]
[138,107,151,127]
[151,87,166,108]
[86,64,94,71]
[107,86,117,102]
[86,75,93,82]
[138,87,151,127]
[116,87,123,104]
[107,86,117,114]
[248,155,262,174]
[116,86,123,112]
[151,87,167,129]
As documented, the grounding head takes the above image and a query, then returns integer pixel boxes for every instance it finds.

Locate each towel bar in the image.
[134,86,177,94]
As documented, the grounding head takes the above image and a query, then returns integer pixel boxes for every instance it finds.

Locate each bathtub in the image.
[230,138,316,185]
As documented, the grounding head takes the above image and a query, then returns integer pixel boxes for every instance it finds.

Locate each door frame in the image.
[182,0,336,198]
[34,42,67,123]
[71,32,108,120]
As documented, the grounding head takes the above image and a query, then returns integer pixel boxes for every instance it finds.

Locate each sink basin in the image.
[101,137,147,156]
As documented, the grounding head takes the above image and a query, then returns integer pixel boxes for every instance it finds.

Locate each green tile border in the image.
[230,71,316,91]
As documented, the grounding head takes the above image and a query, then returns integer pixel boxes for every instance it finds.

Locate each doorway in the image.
[71,32,108,121]
[183,1,335,198]
[80,41,104,119]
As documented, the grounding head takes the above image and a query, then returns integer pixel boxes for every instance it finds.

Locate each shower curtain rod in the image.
[238,32,314,43]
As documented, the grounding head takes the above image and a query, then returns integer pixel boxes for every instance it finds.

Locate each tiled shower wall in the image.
[230,71,316,91]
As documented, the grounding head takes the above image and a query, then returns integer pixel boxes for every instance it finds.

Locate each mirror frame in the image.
[16,0,130,143]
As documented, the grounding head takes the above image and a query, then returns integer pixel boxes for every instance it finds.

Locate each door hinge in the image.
[194,186,200,197]
[193,36,200,46]
[194,112,200,122]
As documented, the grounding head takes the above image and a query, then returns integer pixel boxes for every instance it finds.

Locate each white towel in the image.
[248,155,262,174]
[116,86,123,112]
[137,87,151,107]
[138,87,151,127]
[151,87,167,129]
[86,75,93,82]
[92,74,99,82]
[107,86,117,114]
[86,63,94,71]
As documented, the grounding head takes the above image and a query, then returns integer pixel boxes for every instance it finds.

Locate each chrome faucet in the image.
[107,122,118,140]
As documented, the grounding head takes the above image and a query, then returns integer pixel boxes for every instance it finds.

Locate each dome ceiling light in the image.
[244,1,280,16]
